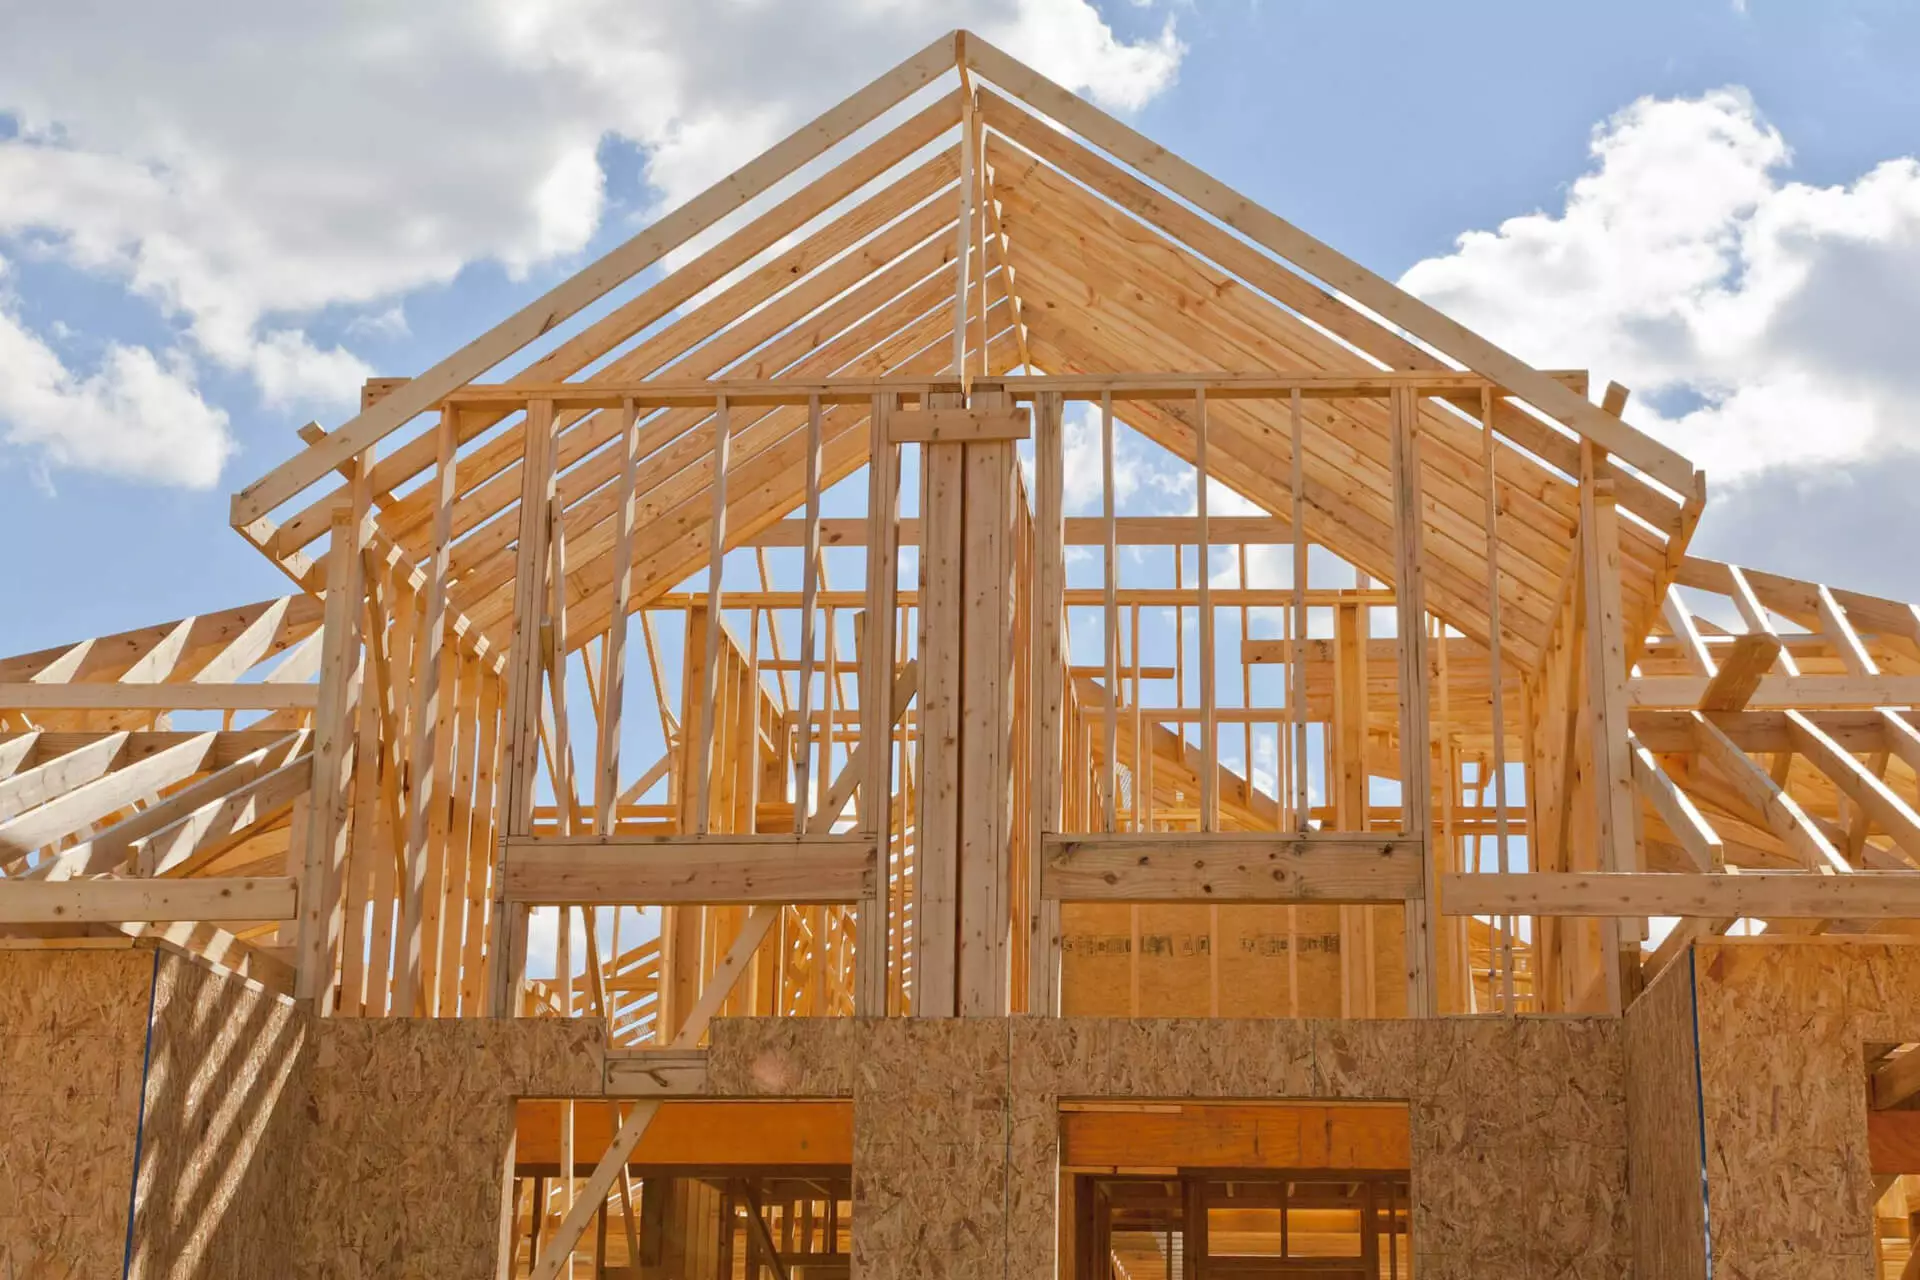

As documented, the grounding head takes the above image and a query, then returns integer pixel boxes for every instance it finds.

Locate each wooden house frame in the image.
[8,30,1920,1278]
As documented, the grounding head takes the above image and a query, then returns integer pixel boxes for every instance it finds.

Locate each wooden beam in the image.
[1628,735,1722,872]
[295,452,368,1006]
[0,876,297,923]
[1873,1049,1920,1111]
[233,30,961,527]
[887,407,1030,443]
[1042,834,1425,903]
[1445,871,1920,918]
[0,732,219,859]
[433,369,1599,410]
[516,1100,852,1170]
[746,514,1295,548]
[1027,391,1066,1014]
[503,836,876,905]
[1060,1103,1410,1172]
[1691,711,1850,873]
[594,398,641,834]
[1697,634,1783,712]
[1631,676,1920,709]
[0,684,318,711]
[1786,710,1920,861]
[1390,386,1439,1017]
[960,34,1696,493]
[136,756,311,877]
[856,391,902,1015]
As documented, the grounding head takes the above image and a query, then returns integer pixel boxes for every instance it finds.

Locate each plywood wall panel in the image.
[128,953,308,1280]
[1624,953,1707,1280]
[1059,904,1351,1017]
[1689,938,1920,1280]
[710,1015,1629,1280]
[0,946,152,1280]
[291,1017,606,1279]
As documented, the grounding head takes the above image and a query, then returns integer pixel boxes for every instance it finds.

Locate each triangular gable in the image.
[226,30,1705,674]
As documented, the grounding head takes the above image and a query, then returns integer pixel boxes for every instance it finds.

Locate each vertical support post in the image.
[1027,391,1067,1015]
[1333,597,1371,1017]
[693,396,733,835]
[595,398,640,836]
[957,383,1017,1015]
[398,411,457,1016]
[914,388,964,1016]
[792,395,825,834]
[856,392,900,1015]
[296,450,371,1007]
[1289,390,1311,831]
[952,90,975,388]
[1390,387,1440,1017]
[1101,392,1118,833]
[1195,389,1217,833]
[490,397,557,1017]
[1480,388,1517,1011]
[1581,438,1641,1011]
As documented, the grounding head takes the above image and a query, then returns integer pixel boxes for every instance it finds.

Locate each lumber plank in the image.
[1443,871,1920,918]
[887,406,1030,442]
[0,683,317,711]
[0,876,297,923]
[1042,834,1425,903]
[502,836,876,905]
[234,31,961,527]
[962,32,1696,494]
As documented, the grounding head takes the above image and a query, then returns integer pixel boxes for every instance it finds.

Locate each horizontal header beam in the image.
[1041,833,1424,903]
[503,835,876,905]
[0,876,297,924]
[437,369,1592,411]
[0,683,318,711]
[1443,871,1920,918]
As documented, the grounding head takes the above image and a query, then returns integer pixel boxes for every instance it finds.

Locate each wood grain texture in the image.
[706,1014,1629,1280]
[0,946,152,1280]
[1624,950,1709,1280]
[1689,938,1920,1279]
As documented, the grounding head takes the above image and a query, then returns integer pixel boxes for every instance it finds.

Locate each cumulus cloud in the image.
[0,260,232,487]
[0,0,1184,486]
[1400,88,1920,483]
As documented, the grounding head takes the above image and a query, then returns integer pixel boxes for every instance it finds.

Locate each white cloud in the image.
[0,260,232,487]
[1400,87,1920,483]
[0,1,1184,486]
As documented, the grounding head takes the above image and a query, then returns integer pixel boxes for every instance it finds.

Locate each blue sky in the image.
[4,0,1920,657]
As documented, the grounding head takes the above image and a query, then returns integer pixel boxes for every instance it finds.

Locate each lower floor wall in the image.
[0,941,306,1280]
[706,1016,1629,1279]
[8,937,1918,1278]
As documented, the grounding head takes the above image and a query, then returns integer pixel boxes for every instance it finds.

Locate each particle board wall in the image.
[290,1015,606,1278]
[706,1014,1629,1279]
[0,944,153,1280]
[127,952,308,1279]
[1689,937,1920,1279]
[0,942,308,1280]
[1059,903,1357,1017]
[1623,952,1707,1280]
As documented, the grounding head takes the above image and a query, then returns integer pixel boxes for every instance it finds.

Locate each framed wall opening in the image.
[1060,1100,1412,1280]
[1868,1043,1920,1277]
[507,1098,853,1277]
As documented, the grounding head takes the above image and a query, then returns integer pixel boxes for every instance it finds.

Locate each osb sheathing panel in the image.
[708,1015,1629,1280]
[0,946,153,1280]
[292,1016,606,1279]
[1624,952,1707,1280]
[128,953,308,1280]
[1059,903,1362,1017]
[1691,938,1920,1280]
